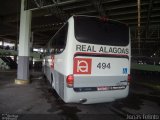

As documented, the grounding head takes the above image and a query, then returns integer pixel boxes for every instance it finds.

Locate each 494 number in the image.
[97,62,111,69]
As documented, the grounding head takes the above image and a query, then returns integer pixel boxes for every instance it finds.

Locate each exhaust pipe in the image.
[79,98,87,103]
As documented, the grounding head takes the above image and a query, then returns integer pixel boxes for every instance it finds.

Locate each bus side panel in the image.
[43,17,75,102]
[43,55,66,100]
[53,70,65,99]
[53,49,72,100]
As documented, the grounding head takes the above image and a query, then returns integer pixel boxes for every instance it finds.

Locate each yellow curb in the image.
[15,79,30,85]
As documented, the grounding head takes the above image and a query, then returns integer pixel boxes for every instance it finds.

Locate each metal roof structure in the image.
[0,0,160,56]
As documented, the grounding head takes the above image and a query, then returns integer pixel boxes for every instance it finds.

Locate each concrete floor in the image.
[0,70,160,120]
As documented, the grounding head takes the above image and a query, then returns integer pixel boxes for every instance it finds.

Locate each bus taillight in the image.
[66,74,74,87]
[128,74,131,82]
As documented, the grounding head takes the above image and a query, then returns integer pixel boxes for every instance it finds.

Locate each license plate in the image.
[97,86,108,91]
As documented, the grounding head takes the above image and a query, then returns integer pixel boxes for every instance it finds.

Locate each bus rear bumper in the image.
[64,85,129,104]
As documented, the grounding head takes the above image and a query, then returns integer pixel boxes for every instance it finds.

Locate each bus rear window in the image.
[74,16,129,46]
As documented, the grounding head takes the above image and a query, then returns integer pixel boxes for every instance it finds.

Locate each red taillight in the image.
[128,74,131,82]
[66,74,74,87]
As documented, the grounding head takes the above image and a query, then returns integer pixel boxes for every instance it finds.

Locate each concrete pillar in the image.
[15,0,32,84]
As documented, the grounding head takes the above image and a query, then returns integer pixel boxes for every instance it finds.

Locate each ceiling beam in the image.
[26,0,86,11]
[33,0,42,8]
[91,0,106,16]
[132,40,160,43]
[3,0,160,24]
[62,3,91,11]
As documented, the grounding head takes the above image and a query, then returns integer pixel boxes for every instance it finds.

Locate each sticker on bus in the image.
[74,58,92,74]
[123,68,128,74]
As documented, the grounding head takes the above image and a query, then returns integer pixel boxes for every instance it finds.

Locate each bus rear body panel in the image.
[65,86,129,104]
[64,48,130,104]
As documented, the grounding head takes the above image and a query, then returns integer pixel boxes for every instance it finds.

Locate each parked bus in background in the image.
[43,15,131,104]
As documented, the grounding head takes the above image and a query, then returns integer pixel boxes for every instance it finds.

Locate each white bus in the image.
[43,15,131,104]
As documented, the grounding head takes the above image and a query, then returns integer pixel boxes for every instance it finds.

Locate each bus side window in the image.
[50,23,68,55]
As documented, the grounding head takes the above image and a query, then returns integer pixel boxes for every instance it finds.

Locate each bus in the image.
[43,15,131,104]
